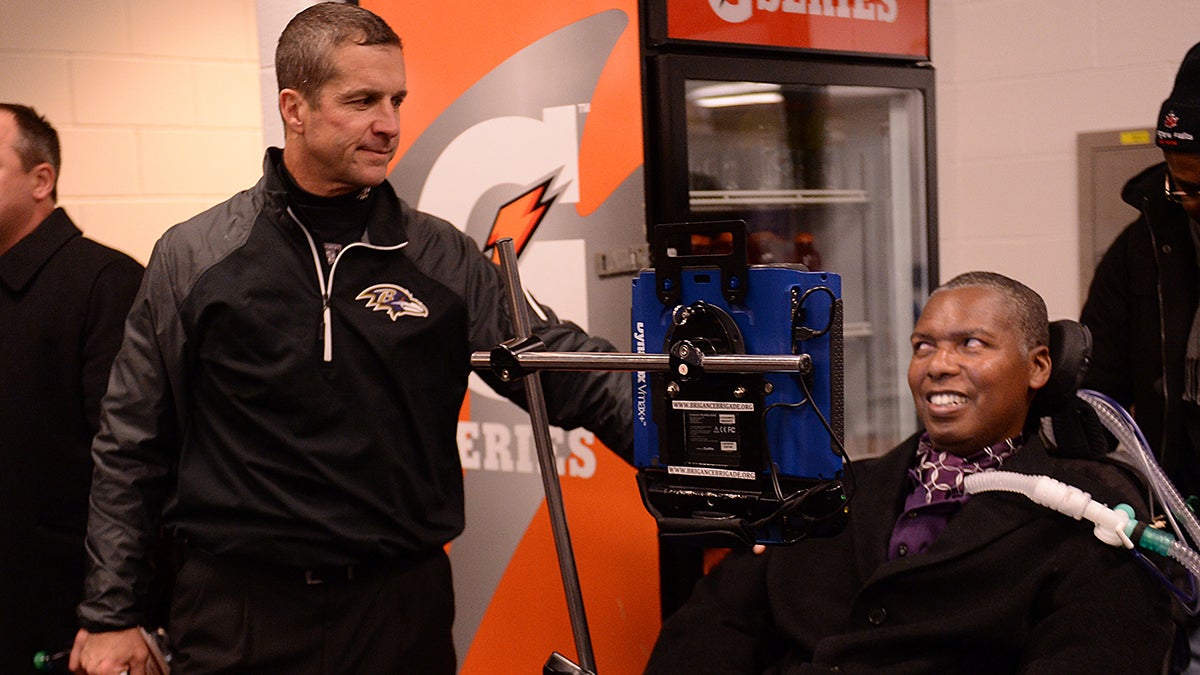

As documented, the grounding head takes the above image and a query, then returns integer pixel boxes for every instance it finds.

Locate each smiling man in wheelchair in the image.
[644,271,1182,674]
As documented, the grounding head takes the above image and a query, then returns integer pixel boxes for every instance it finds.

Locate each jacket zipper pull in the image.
[320,292,333,361]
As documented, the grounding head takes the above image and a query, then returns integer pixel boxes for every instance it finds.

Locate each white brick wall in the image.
[0,0,264,264]
[933,0,1199,320]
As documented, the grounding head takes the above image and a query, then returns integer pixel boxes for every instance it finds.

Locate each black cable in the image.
[793,285,837,342]
[750,282,843,511]
[796,368,856,497]
[1131,549,1200,613]
[758,385,855,529]
[763,399,811,503]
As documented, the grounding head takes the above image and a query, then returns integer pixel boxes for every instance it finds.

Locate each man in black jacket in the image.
[1081,42,1200,501]
[1081,40,1200,675]
[645,272,1177,674]
[0,104,143,674]
[69,4,632,674]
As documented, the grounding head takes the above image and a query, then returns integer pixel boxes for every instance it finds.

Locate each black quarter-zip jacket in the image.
[79,149,632,630]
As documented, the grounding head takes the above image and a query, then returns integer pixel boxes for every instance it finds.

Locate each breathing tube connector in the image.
[964,471,1200,579]
[1077,389,1200,553]
[963,471,1134,548]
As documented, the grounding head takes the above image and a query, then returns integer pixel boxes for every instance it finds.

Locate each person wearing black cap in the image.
[1082,42,1200,505]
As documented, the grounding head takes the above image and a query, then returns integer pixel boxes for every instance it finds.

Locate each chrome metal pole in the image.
[471,350,811,376]
[493,238,596,673]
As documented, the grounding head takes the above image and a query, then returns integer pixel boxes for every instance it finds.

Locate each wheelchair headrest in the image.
[1029,319,1092,420]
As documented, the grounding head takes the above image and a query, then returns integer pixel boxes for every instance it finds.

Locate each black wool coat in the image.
[645,433,1178,674]
[0,208,143,673]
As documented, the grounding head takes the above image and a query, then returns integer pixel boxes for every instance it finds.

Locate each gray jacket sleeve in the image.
[79,235,187,631]
[408,210,634,463]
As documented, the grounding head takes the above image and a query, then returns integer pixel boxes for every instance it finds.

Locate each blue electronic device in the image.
[631,221,847,546]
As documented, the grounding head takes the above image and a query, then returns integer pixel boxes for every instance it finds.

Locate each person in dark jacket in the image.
[645,272,1178,674]
[68,4,632,675]
[1081,40,1200,675]
[0,104,143,674]
[1081,42,1200,502]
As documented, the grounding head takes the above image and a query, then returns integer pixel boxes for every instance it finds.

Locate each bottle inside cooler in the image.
[793,232,822,271]
[748,230,792,264]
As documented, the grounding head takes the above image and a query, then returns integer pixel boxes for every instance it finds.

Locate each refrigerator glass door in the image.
[683,79,929,458]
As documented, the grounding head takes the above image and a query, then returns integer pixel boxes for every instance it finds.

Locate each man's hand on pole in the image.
[70,627,149,675]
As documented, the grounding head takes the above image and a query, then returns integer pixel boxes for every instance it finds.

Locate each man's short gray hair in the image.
[275,2,402,102]
[934,271,1049,352]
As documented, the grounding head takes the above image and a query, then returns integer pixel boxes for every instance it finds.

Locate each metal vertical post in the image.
[493,238,596,673]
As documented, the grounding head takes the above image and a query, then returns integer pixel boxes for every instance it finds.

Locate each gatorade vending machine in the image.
[356,1,934,672]
[644,0,936,464]
[640,0,936,618]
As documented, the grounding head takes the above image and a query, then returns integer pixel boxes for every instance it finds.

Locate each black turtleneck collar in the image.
[272,151,376,247]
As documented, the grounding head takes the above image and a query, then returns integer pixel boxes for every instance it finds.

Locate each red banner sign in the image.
[665,0,929,59]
